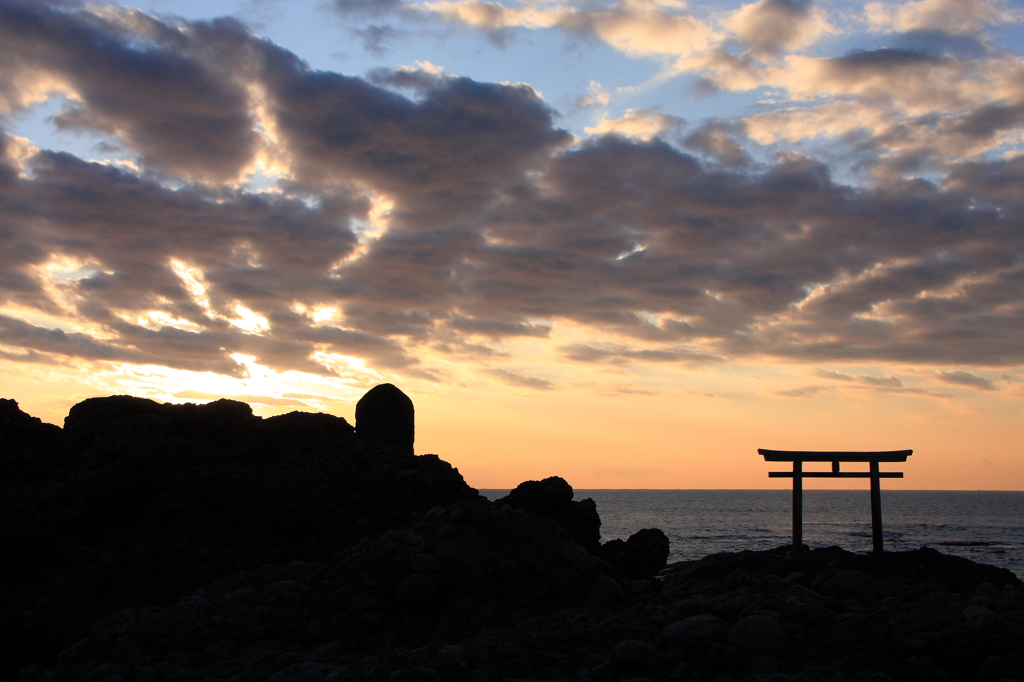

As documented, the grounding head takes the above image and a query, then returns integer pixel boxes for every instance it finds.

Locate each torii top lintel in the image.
[759,449,912,463]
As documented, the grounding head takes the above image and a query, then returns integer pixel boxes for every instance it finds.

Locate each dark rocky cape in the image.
[2,396,1022,682]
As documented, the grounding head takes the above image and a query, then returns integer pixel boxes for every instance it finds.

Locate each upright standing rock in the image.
[355,384,415,453]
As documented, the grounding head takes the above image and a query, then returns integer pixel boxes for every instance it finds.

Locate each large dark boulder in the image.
[355,383,415,453]
[497,476,602,552]
[597,527,671,580]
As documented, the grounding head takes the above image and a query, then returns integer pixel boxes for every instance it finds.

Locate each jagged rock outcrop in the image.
[0,398,60,454]
[597,527,671,581]
[355,383,415,453]
[496,477,670,579]
[496,476,602,553]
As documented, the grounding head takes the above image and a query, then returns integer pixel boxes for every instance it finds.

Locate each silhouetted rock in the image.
[0,398,59,453]
[496,476,602,552]
[583,574,627,611]
[661,614,729,648]
[597,527,671,580]
[498,475,573,513]
[355,383,415,453]
[728,614,788,655]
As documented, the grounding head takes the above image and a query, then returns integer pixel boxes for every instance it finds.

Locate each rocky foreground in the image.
[2,396,1023,682]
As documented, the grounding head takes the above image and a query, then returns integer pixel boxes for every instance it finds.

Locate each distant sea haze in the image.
[480,489,1024,578]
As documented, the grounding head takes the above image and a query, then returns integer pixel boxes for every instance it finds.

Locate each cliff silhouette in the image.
[2,394,1022,682]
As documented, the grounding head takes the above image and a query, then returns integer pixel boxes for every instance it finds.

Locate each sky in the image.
[0,0,1022,490]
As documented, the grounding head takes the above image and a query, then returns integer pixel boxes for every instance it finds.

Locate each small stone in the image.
[629,580,655,596]
[728,615,788,656]
[911,593,963,631]
[823,570,869,599]
[584,575,626,611]
[266,663,325,682]
[786,585,823,601]
[670,598,702,618]
[411,553,441,572]
[746,655,777,676]
[312,642,341,659]
[976,654,1003,679]
[834,570,868,585]
[892,614,914,633]
[903,637,926,653]
[964,605,994,619]
[724,568,748,590]
[661,615,729,648]
[135,668,159,682]
[973,582,998,599]
[396,572,436,604]
[611,640,655,671]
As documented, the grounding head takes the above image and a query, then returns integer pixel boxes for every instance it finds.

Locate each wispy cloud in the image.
[775,385,831,397]
[816,368,903,387]
[936,369,997,390]
[483,368,554,390]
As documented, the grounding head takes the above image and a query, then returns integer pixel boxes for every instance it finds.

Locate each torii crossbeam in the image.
[759,449,913,554]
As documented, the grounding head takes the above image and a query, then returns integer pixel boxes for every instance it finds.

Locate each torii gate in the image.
[759,449,912,554]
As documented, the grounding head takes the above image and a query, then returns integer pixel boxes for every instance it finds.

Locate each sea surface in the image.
[479,489,1024,578]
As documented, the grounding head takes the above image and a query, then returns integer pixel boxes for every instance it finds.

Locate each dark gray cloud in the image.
[560,343,718,365]
[893,29,989,58]
[447,316,551,339]
[952,102,1024,142]
[827,48,944,73]
[353,24,406,56]
[0,314,148,364]
[0,1,259,181]
[333,0,403,18]
[682,121,752,168]
[0,0,1021,385]
[936,369,996,390]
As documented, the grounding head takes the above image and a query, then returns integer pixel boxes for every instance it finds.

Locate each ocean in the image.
[479,489,1024,578]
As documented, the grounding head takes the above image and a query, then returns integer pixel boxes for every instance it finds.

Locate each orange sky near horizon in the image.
[4,350,1021,491]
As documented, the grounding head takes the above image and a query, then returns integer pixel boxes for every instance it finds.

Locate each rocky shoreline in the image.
[2,396,1022,682]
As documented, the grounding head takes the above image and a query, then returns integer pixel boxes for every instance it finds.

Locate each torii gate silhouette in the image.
[759,449,912,554]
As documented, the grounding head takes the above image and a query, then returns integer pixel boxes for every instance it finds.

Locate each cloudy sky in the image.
[1,0,1022,489]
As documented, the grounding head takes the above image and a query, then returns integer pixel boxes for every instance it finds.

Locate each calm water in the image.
[479,489,1024,578]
